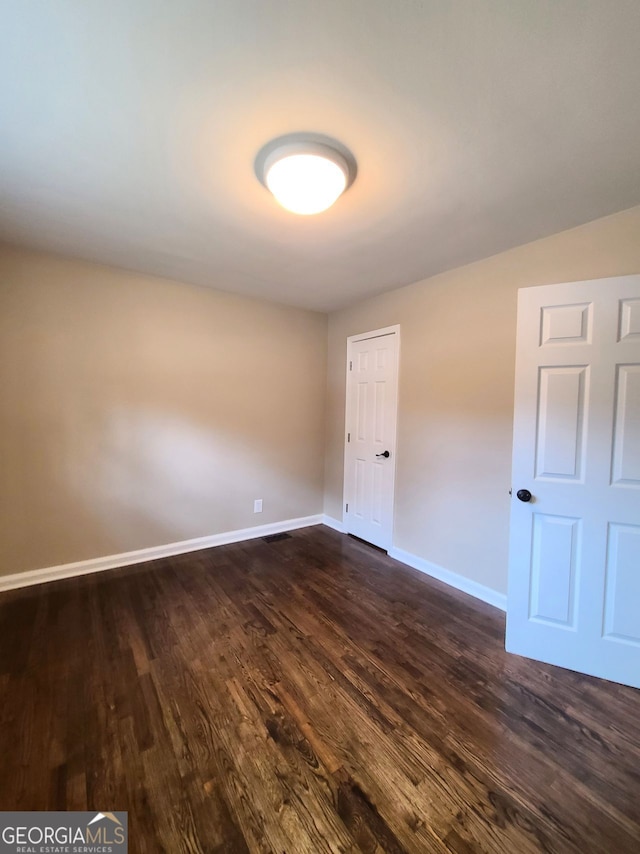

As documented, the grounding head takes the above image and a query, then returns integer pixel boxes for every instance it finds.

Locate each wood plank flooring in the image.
[0,525,639,853]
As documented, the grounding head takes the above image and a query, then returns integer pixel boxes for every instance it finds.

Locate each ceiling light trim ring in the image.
[254,132,357,193]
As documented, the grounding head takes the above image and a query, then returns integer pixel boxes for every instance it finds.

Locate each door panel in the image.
[535,366,588,480]
[354,458,367,519]
[356,382,368,441]
[603,523,640,644]
[540,302,591,345]
[619,298,640,340]
[372,462,384,525]
[344,328,399,549]
[507,276,640,689]
[529,513,580,627]
[374,381,385,442]
[611,365,640,485]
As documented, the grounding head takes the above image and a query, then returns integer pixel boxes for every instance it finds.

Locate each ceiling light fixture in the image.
[255,133,357,215]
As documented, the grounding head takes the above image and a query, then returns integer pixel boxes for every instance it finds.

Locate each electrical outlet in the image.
[254,499,263,513]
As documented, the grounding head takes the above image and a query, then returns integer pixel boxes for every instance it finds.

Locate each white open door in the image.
[507,276,640,689]
[344,326,399,550]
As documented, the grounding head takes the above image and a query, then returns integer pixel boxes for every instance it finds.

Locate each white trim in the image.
[349,324,401,343]
[0,515,323,594]
[321,514,346,533]
[388,545,507,611]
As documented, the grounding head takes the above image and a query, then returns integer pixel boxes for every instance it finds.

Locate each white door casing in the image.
[344,326,400,550]
[507,276,640,689]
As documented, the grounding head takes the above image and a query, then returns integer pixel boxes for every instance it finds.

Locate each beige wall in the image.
[0,246,327,576]
[324,205,640,595]
[4,205,640,589]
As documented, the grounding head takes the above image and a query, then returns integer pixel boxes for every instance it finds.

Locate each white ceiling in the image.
[1,1,640,312]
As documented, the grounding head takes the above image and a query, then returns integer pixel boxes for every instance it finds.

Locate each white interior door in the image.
[507,276,640,689]
[344,326,399,550]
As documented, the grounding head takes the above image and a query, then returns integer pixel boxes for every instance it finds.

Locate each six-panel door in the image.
[345,330,399,549]
[507,277,640,688]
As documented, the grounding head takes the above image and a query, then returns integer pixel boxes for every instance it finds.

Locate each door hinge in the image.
[345,503,349,513]
[349,360,352,371]
[347,432,351,443]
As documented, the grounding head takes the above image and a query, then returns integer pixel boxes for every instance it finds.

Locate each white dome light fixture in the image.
[255,133,357,215]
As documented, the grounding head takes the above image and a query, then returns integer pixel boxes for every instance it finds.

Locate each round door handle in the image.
[376,450,390,458]
[516,489,532,502]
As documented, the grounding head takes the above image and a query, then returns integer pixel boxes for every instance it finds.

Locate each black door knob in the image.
[516,489,532,502]
[376,450,390,458]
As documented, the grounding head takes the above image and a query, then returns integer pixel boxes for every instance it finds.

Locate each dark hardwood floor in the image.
[1,525,639,853]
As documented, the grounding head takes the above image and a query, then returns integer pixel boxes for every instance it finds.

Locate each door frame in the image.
[342,324,401,547]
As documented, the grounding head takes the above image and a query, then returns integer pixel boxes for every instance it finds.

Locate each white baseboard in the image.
[0,514,324,594]
[387,546,507,611]
[0,515,507,613]
[321,514,346,533]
